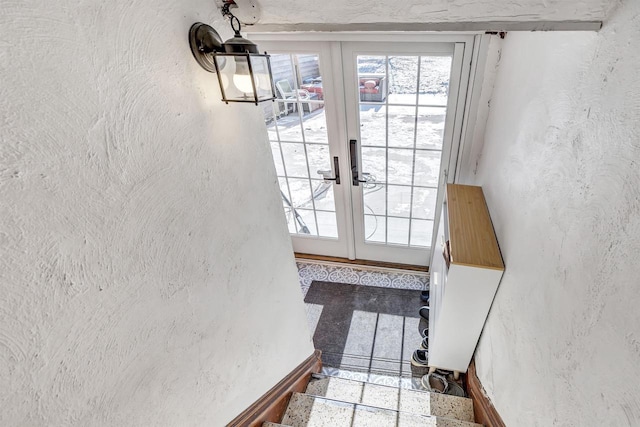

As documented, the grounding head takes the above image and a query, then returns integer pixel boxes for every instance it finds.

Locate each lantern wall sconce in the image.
[189,3,276,105]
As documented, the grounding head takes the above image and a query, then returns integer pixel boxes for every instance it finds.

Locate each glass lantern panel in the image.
[214,54,273,103]
[250,55,275,102]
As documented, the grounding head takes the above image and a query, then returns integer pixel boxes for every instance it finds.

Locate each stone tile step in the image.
[319,367,428,391]
[307,373,474,423]
[281,392,481,427]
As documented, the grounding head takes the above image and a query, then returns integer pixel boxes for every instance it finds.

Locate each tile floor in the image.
[296,259,430,389]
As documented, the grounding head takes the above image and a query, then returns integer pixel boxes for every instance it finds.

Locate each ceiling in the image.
[249,0,615,27]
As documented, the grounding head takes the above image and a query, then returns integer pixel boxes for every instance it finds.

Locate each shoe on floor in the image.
[421,373,448,393]
[420,336,428,350]
[420,290,430,302]
[411,349,429,367]
[445,380,466,397]
[419,306,429,320]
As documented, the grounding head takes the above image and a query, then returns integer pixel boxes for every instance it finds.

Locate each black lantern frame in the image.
[189,20,276,105]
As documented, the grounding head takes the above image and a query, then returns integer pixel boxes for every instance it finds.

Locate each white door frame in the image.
[253,33,483,266]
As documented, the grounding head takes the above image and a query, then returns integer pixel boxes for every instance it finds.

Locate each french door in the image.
[256,37,473,266]
[260,42,352,258]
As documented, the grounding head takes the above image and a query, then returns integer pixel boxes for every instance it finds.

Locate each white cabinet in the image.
[428,184,504,374]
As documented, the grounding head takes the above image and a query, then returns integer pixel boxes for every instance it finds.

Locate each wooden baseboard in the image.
[295,253,429,273]
[227,350,322,427]
[465,359,506,427]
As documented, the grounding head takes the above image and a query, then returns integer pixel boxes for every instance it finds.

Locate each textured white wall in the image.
[473,0,640,425]
[256,0,613,25]
[0,0,314,425]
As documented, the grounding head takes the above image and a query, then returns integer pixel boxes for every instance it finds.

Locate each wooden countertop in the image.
[446,184,504,270]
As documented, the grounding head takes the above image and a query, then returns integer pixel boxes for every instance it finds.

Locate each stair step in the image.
[320,367,425,391]
[281,392,481,427]
[306,374,474,423]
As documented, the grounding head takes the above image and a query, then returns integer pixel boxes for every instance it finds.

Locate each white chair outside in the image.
[276,79,311,114]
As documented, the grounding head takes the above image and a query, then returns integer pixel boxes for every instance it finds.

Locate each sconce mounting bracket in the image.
[189,22,225,73]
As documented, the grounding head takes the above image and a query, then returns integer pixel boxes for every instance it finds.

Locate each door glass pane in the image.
[416,107,446,150]
[266,112,280,141]
[306,144,332,178]
[272,103,303,142]
[411,187,438,220]
[281,143,309,178]
[270,141,285,176]
[388,56,418,105]
[265,52,337,239]
[387,185,412,218]
[311,180,336,211]
[279,177,297,234]
[297,209,318,235]
[284,213,297,234]
[410,219,433,247]
[418,56,452,106]
[363,183,386,216]
[413,150,441,187]
[288,178,313,208]
[387,106,416,148]
[357,54,452,248]
[302,108,328,143]
[387,217,410,245]
[360,105,386,147]
[357,56,387,104]
[361,147,386,183]
[365,215,386,243]
[316,211,338,238]
[387,149,413,186]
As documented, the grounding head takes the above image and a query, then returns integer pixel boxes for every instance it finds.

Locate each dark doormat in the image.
[304,280,427,377]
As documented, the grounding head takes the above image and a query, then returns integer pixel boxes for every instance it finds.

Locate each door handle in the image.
[319,156,341,184]
[349,139,367,186]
